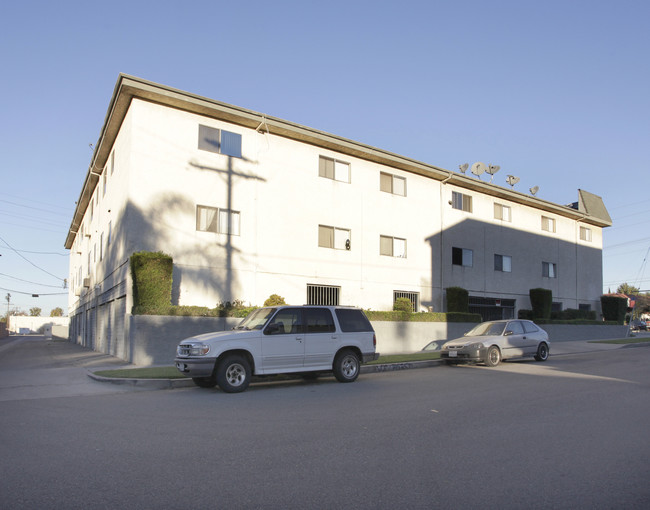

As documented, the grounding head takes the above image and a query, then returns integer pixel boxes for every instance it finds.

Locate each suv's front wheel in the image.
[216,354,251,393]
[333,349,360,383]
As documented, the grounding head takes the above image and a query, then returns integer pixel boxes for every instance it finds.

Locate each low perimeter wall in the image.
[120,315,629,366]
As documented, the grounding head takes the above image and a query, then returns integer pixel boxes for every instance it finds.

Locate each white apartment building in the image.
[65,75,611,352]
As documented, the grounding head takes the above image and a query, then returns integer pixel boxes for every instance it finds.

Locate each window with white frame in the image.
[318,225,351,250]
[319,156,350,183]
[543,261,557,278]
[542,216,556,232]
[380,172,406,196]
[452,191,472,212]
[580,226,592,241]
[452,247,473,267]
[494,203,511,221]
[196,205,241,235]
[494,254,512,272]
[198,124,242,158]
[380,235,406,257]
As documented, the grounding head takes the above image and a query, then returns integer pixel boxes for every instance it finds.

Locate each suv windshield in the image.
[235,308,276,330]
[466,322,506,337]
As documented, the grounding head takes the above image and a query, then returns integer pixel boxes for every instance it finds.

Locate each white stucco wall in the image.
[68,97,606,318]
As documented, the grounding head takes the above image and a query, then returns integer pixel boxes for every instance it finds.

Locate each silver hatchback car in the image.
[440,320,550,367]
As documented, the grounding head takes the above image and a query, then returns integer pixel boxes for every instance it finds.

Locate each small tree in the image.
[393,297,413,313]
[50,307,64,317]
[29,307,42,317]
[264,294,286,306]
[617,283,640,295]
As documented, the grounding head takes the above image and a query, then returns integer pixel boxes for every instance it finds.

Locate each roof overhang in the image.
[65,74,612,248]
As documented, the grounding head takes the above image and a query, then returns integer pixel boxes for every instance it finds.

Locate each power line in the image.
[0,272,66,288]
[0,286,67,296]
[0,235,65,282]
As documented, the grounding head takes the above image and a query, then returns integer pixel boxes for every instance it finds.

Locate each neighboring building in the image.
[65,75,611,354]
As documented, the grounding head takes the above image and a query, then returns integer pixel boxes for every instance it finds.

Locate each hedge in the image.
[529,288,552,319]
[131,251,173,314]
[446,287,469,313]
[600,295,628,323]
[365,311,481,323]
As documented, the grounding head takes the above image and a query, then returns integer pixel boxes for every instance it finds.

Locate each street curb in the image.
[87,371,195,389]
[87,360,444,388]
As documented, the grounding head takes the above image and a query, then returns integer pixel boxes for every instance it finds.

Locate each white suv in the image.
[175,305,379,393]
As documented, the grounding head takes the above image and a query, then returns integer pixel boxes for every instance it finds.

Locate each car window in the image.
[236,307,276,330]
[466,322,505,336]
[335,309,373,332]
[506,321,525,335]
[264,308,303,335]
[522,321,540,333]
[305,308,336,333]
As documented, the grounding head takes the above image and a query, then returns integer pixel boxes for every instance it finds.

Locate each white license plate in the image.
[449,350,458,358]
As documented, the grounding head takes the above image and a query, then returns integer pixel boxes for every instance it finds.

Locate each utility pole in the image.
[5,293,10,323]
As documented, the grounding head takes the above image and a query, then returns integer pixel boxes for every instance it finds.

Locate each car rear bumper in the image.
[362,352,380,363]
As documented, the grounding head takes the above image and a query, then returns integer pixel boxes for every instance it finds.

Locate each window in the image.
[543,261,557,278]
[380,235,406,258]
[494,254,512,272]
[580,226,592,241]
[196,205,240,235]
[307,284,340,305]
[305,308,336,333]
[198,124,242,158]
[506,321,525,335]
[452,247,473,267]
[319,156,350,183]
[265,308,303,335]
[318,225,350,250]
[394,291,419,312]
[100,233,104,261]
[542,216,556,232]
[335,308,373,332]
[380,172,406,196]
[452,191,472,212]
[494,203,511,221]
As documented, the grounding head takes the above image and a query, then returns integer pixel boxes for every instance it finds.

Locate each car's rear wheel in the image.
[534,342,549,362]
[192,376,217,388]
[216,354,251,393]
[484,346,501,367]
[333,349,360,383]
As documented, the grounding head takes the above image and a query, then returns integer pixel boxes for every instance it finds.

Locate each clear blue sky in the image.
[1,0,649,315]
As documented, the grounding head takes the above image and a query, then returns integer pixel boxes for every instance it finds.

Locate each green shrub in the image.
[264,294,286,306]
[393,297,414,313]
[446,287,469,313]
[529,288,552,319]
[600,295,628,323]
[131,252,173,314]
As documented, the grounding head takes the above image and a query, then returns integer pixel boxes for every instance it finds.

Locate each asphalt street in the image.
[1,334,649,510]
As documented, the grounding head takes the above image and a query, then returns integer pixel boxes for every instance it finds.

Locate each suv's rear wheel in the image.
[333,349,360,383]
[216,354,251,393]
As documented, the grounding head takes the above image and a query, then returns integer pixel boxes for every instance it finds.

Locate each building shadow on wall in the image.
[424,217,603,316]
[118,155,266,307]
